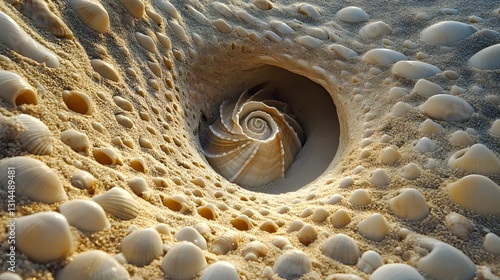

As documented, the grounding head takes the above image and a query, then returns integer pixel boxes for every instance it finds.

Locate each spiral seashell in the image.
[17,211,74,263]
[272,250,312,279]
[59,199,110,232]
[321,234,361,265]
[93,187,140,220]
[56,250,129,280]
[212,231,240,255]
[203,86,304,187]
[121,228,163,266]
[369,264,424,280]
[0,156,66,203]
[448,144,500,175]
[0,70,38,107]
[242,241,268,261]
[13,114,53,155]
[200,261,240,280]
[69,0,110,33]
[174,226,208,250]
[161,241,207,280]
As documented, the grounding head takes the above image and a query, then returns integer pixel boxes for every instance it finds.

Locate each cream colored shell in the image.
[273,250,312,279]
[357,213,390,242]
[161,241,207,280]
[0,70,38,107]
[174,226,208,250]
[56,250,129,280]
[69,0,110,33]
[389,188,429,221]
[121,228,163,266]
[13,114,53,155]
[419,94,474,122]
[13,0,73,38]
[446,174,500,215]
[448,144,500,175]
[369,264,423,280]
[59,199,110,232]
[321,234,361,265]
[212,231,240,255]
[93,187,140,219]
[200,261,240,280]
[242,241,268,261]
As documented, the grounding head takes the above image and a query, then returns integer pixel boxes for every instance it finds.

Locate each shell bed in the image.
[0,0,499,279]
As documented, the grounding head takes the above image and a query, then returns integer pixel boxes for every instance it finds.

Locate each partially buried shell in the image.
[369,264,424,280]
[121,228,163,266]
[212,231,240,255]
[59,199,110,232]
[200,261,240,280]
[448,144,500,175]
[13,0,73,38]
[13,114,53,155]
[163,194,192,213]
[420,21,475,44]
[69,0,110,33]
[321,234,361,265]
[358,213,391,242]
[161,242,207,280]
[0,70,38,107]
[93,187,140,219]
[174,226,208,250]
[419,94,474,122]
[389,188,429,221]
[242,241,268,261]
[56,250,129,280]
[17,212,74,263]
[118,0,144,18]
[62,90,93,115]
[469,43,500,70]
[90,59,120,81]
[273,250,312,279]
[61,129,90,152]
[0,156,66,203]
[446,174,500,215]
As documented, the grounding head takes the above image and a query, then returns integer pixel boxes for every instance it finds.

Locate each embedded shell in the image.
[56,250,129,280]
[59,199,110,232]
[92,187,140,220]
[161,241,207,280]
[0,70,38,107]
[121,228,163,266]
[13,114,53,155]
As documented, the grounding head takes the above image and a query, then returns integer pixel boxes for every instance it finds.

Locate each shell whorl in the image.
[203,86,304,187]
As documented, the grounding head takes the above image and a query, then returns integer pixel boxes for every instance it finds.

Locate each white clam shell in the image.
[61,129,90,152]
[356,250,383,274]
[484,233,500,255]
[174,226,208,250]
[127,177,150,197]
[321,234,361,265]
[13,114,53,155]
[93,187,140,219]
[327,44,358,59]
[212,231,240,255]
[389,188,429,221]
[448,144,500,175]
[0,272,22,280]
[362,49,406,65]
[59,199,110,232]
[445,212,473,240]
[470,44,500,70]
[121,228,163,266]
[90,59,120,81]
[411,79,445,97]
[0,70,38,107]
[414,137,438,153]
[71,170,97,189]
[359,21,392,39]
[0,11,59,67]
[357,213,391,242]
[56,250,129,280]
[421,21,475,44]
[17,212,74,263]
[161,241,207,280]
[200,261,240,280]
[399,163,421,180]
[69,0,110,33]
[369,264,423,280]
[446,174,500,215]
[242,241,268,261]
[0,156,66,203]
[273,250,312,279]
[392,61,441,79]
[336,6,370,22]
[118,0,144,18]
[419,94,474,122]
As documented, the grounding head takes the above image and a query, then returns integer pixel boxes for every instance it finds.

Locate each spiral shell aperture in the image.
[203,86,304,187]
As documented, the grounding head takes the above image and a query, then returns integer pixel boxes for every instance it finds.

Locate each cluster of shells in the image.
[0,0,499,279]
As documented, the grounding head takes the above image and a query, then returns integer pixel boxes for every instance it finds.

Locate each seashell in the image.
[61,129,90,152]
[0,70,38,107]
[450,130,474,147]
[56,250,129,280]
[369,169,391,187]
[287,220,305,233]
[196,203,217,220]
[369,264,423,280]
[358,213,391,242]
[93,147,121,165]
[69,0,110,33]
[419,119,443,135]
[59,199,110,232]
[11,114,52,155]
[174,226,208,250]
[0,156,66,203]
[297,3,321,20]
[411,79,445,97]
[17,212,74,263]
[203,86,304,187]
[297,224,318,246]
[0,272,22,280]
[0,11,59,68]
[330,209,351,228]
[113,96,134,111]
[421,21,475,45]
[115,114,134,128]
[231,214,254,231]
[162,242,207,279]
[273,250,312,279]
[127,177,149,197]
[212,19,232,34]
[118,0,144,18]
[252,0,273,11]
[380,147,401,165]
[311,207,330,222]
[295,35,323,49]
[446,174,500,215]
[157,0,180,18]
[264,30,283,43]
[163,194,192,213]
[90,59,120,82]
[62,90,93,115]
[391,101,411,116]
[168,20,189,41]
[359,21,392,39]
[470,44,500,70]
[121,228,163,266]
[135,32,157,53]
[389,188,429,221]
[336,6,370,22]
[242,241,268,261]
[71,171,97,189]
[348,189,371,206]
[272,236,293,250]
[419,94,474,122]
[93,187,140,220]
[326,274,362,280]
[260,220,279,233]
[321,234,361,265]
[490,119,500,137]
[362,49,406,65]
[200,261,240,280]
[415,237,476,280]
[484,233,500,255]
[186,5,211,25]
[392,61,441,79]
[448,144,500,175]
[414,137,438,153]
[445,212,473,240]
[327,44,358,59]
[271,21,294,35]
[212,231,240,255]
[356,250,383,274]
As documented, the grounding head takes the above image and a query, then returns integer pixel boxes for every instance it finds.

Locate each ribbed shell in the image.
[14,114,53,155]
[0,70,38,107]
[56,250,129,280]
[121,228,163,266]
[203,86,304,187]
[93,187,140,220]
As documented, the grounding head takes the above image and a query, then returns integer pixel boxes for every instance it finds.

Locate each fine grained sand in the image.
[0,0,499,279]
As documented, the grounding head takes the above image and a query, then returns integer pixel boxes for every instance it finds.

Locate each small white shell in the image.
[392,61,441,79]
[445,212,473,240]
[421,21,475,44]
[414,137,438,153]
[252,0,273,11]
[327,44,358,59]
[273,250,312,279]
[0,156,66,203]
[157,0,180,18]
[0,70,38,106]
[242,241,268,261]
[419,94,474,122]
[17,212,74,263]
[121,228,163,266]
[399,163,421,180]
[297,3,321,20]
[491,120,500,137]
[321,234,361,265]
[348,189,371,206]
[69,0,110,33]
[13,114,53,155]
[369,264,423,280]
[380,147,401,165]
[200,261,240,280]
[330,209,351,228]
[161,241,207,279]
[389,188,429,221]
[71,171,97,189]
[175,226,208,250]
[369,169,391,187]
[359,21,392,39]
[448,144,500,175]
[93,187,140,220]
[212,231,240,255]
[357,250,383,274]
[59,199,110,232]
[61,129,90,152]
[336,6,370,22]
[357,213,391,242]
[419,119,443,135]
[446,174,500,215]
[484,233,500,255]
[470,44,500,70]
[56,250,129,280]
[411,79,445,97]
[127,177,149,197]
[90,59,120,82]
[118,0,144,18]
[168,20,189,41]
[450,130,474,147]
[362,49,406,65]
[163,194,192,213]
[311,207,330,223]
